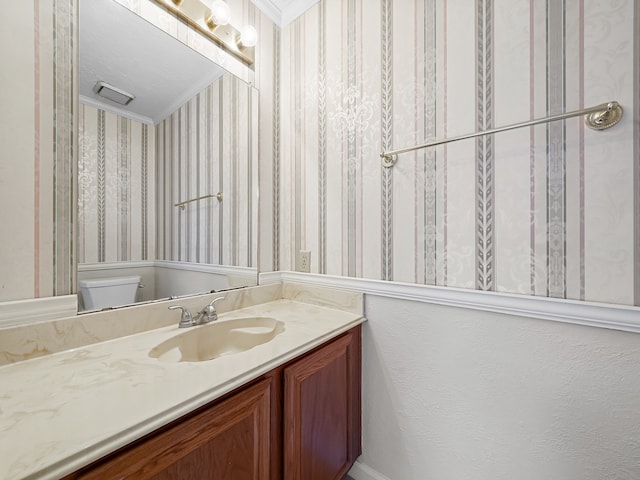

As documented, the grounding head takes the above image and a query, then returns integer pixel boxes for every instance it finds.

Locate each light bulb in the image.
[205,0,231,27]
[240,25,258,47]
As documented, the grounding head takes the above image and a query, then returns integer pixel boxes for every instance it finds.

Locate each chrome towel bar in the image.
[381,100,623,167]
[174,192,223,210]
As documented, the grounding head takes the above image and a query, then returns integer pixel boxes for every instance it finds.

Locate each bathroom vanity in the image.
[0,282,365,480]
[65,326,361,479]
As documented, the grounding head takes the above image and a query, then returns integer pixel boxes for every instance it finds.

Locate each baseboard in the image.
[348,461,392,480]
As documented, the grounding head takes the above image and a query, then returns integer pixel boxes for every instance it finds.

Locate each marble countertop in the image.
[0,284,364,480]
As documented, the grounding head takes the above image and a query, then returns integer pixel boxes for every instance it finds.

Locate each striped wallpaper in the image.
[110,0,281,270]
[276,0,639,306]
[0,0,77,301]
[2,0,638,308]
[155,73,258,268]
[636,0,640,306]
[78,105,155,264]
[79,72,257,270]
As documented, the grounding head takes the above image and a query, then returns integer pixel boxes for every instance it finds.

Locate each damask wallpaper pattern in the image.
[2,0,637,308]
[380,0,393,281]
[277,0,639,305]
[110,0,279,273]
[475,0,495,292]
[635,0,640,306]
[271,27,282,271]
[52,0,78,296]
[545,0,567,299]
[79,73,257,270]
[78,105,155,264]
[155,73,258,268]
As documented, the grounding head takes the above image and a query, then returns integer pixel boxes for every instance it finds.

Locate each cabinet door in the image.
[284,327,362,480]
[72,378,272,480]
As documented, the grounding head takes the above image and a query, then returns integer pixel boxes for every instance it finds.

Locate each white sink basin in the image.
[149,317,285,363]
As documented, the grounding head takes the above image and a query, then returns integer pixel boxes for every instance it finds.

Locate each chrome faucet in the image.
[168,297,225,328]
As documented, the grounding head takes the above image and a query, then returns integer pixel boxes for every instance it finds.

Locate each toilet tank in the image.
[78,275,141,311]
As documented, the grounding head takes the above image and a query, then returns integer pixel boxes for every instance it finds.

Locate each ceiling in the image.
[79,0,225,125]
[79,0,319,124]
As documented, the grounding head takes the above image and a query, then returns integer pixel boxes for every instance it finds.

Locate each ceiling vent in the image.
[93,81,135,106]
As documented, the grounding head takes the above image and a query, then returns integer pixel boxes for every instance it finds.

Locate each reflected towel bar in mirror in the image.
[175,192,223,210]
[381,100,623,167]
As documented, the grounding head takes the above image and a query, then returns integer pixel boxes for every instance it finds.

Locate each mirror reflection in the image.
[77,0,258,312]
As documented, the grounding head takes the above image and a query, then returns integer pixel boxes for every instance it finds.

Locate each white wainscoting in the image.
[79,261,257,301]
[154,261,257,298]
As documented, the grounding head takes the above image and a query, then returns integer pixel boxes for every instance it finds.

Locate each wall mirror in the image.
[77,0,258,312]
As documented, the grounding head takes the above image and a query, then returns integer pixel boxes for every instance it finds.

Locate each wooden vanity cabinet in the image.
[67,378,273,480]
[284,327,362,480]
[65,325,361,480]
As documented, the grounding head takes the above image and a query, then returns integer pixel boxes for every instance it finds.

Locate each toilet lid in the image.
[78,276,141,288]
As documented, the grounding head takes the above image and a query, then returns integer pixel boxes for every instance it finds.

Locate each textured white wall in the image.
[356,295,640,480]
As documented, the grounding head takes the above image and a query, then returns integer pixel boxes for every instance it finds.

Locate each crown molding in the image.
[281,0,319,26]
[251,0,319,27]
[250,0,282,26]
[80,95,154,125]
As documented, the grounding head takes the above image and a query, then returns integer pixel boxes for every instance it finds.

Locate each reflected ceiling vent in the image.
[93,81,135,106]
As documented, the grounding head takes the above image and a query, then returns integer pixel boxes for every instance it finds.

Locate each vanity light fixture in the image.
[153,0,256,66]
[204,0,231,28]
[239,25,258,47]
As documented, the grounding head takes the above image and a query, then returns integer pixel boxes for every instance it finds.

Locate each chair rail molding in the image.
[0,295,78,328]
[260,271,640,334]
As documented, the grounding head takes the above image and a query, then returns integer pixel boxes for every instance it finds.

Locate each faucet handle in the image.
[207,296,225,308]
[198,296,226,324]
[169,305,193,328]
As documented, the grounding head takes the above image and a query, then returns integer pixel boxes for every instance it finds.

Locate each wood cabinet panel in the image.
[284,326,362,480]
[69,378,271,480]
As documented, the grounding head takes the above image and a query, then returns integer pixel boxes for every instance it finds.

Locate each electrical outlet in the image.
[299,250,311,273]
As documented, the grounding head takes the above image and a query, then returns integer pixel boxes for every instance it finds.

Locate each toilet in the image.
[78,275,141,311]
